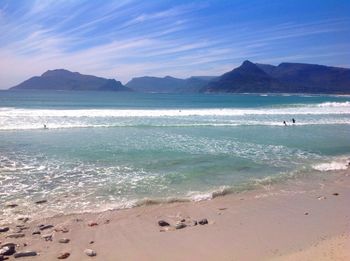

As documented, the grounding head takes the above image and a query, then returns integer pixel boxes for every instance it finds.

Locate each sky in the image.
[0,0,349,89]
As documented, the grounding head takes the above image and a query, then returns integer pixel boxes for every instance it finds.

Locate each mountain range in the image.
[10,61,350,94]
[10,69,131,92]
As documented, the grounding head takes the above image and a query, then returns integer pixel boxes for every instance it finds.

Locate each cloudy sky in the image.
[0,0,349,89]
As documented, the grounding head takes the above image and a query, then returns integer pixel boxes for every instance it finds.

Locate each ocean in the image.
[1,90,349,223]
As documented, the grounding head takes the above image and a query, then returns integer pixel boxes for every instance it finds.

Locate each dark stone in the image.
[89,241,94,244]
[87,221,98,227]
[175,223,186,230]
[57,252,70,259]
[13,251,37,258]
[32,230,41,235]
[5,204,18,208]
[0,227,9,233]
[332,193,339,196]
[158,220,170,227]
[0,243,16,256]
[35,200,47,204]
[180,219,185,222]
[39,224,54,231]
[58,238,70,244]
[198,219,208,225]
[193,221,198,226]
[304,212,309,215]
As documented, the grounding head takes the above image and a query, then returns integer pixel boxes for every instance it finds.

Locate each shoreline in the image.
[1,169,349,260]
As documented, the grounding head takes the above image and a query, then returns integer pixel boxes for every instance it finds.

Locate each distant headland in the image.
[10,61,350,94]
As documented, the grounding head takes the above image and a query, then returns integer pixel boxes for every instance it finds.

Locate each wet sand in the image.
[1,169,349,260]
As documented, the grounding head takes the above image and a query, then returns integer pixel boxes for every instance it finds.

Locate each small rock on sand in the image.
[57,252,70,259]
[58,238,70,244]
[84,249,96,257]
[175,223,186,230]
[0,243,16,256]
[198,219,208,225]
[35,200,47,204]
[158,220,170,227]
[5,203,18,208]
[39,224,54,231]
[87,222,98,227]
[13,251,37,258]
[0,227,9,233]
[32,230,41,235]
[332,192,339,196]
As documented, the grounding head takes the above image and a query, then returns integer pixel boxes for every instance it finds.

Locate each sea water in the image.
[0,90,349,222]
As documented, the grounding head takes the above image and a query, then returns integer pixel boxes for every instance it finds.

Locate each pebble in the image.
[198,218,208,225]
[13,251,37,258]
[58,238,70,244]
[158,220,170,227]
[332,192,339,196]
[0,227,9,233]
[57,252,70,259]
[39,224,54,231]
[89,241,94,244]
[84,249,97,257]
[304,212,309,215]
[175,223,186,230]
[35,200,47,204]
[5,203,18,208]
[0,243,16,255]
[6,233,25,239]
[87,222,98,227]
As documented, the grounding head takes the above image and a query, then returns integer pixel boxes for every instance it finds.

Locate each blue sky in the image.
[0,0,349,89]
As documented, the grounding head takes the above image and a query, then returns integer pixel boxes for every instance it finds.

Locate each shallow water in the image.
[0,91,349,223]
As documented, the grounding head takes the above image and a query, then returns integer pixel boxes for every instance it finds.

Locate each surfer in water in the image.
[43,124,48,129]
[292,118,296,124]
[283,121,287,126]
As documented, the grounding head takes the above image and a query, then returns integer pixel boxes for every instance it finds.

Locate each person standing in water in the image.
[292,118,296,124]
[283,121,287,126]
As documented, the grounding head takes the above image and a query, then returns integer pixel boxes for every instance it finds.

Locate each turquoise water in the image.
[1,90,350,222]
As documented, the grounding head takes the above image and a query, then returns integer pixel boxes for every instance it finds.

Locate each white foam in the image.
[316,101,350,107]
[312,158,349,171]
[1,101,350,130]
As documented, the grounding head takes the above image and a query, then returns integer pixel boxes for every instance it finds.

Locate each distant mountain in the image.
[202,61,350,94]
[203,60,289,93]
[126,75,217,93]
[256,62,350,93]
[10,69,131,92]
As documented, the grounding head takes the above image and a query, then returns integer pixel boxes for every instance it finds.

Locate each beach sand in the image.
[1,169,349,260]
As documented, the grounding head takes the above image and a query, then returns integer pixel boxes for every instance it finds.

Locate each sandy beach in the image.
[1,169,349,260]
